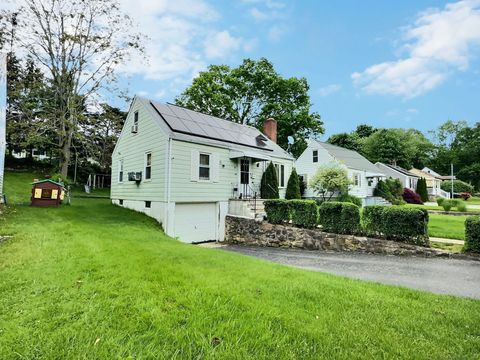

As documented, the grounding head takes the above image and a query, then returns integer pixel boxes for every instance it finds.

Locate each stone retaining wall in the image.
[223,215,449,257]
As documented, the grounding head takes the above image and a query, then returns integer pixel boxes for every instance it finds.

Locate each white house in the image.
[296,139,386,204]
[111,96,294,243]
[410,168,451,198]
[375,162,420,190]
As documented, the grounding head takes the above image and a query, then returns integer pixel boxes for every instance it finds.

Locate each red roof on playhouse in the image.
[30,179,65,207]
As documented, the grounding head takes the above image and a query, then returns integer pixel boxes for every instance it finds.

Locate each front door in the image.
[239,158,251,198]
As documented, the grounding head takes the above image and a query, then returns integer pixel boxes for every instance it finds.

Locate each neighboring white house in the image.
[111,96,294,243]
[410,167,451,198]
[422,166,455,181]
[295,139,386,204]
[11,148,50,161]
[375,162,420,190]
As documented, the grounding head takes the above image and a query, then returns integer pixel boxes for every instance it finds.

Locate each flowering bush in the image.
[459,192,472,201]
[402,188,423,204]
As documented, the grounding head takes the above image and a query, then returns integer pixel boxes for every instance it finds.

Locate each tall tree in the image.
[327,132,361,152]
[1,0,144,177]
[5,55,55,158]
[175,58,324,158]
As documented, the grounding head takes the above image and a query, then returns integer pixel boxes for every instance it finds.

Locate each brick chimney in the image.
[263,118,277,143]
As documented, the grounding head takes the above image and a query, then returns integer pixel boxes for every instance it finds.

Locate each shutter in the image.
[212,153,219,183]
[191,150,199,182]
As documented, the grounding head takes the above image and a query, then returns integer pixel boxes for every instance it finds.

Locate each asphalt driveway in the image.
[221,245,480,299]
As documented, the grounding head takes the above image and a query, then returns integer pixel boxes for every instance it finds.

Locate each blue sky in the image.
[117,0,480,138]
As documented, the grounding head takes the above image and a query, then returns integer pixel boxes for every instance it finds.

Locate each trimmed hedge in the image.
[264,199,289,224]
[465,216,480,253]
[363,206,429,246]
[289,200,318,228]
[319,202,360,235]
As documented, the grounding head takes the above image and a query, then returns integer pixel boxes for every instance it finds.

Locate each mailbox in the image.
[31,179,65,207]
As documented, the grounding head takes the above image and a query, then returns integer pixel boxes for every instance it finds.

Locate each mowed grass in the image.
[429,214,467,240]
[3,171,42,204]
[1,173,480,358]
[403,203,479,212]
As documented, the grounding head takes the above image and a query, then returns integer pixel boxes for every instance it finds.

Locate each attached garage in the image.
[173,202,218,243]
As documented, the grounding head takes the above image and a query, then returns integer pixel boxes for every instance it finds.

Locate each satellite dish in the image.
[287,136,295,145]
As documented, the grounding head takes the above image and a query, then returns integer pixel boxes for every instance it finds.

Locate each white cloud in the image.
[352,0,480,98]
[250,7,269,21]
[204,31,243,59]
[117,0,254,91]
[318,84,342,97]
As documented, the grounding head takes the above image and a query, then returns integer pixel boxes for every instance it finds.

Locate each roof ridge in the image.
[165,101,258,129]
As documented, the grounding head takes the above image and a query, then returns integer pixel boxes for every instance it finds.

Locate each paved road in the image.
[222,245,480,299]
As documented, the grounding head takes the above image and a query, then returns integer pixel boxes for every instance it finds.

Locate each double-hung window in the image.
[199,153,210,180]
[145,152,152,180]
[274,164,285,188]
[118,160,124,182]
[353,173,361,187]
[313,150,318,163]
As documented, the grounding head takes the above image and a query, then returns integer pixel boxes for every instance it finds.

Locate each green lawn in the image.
[468,196,480,205]
[403,203,478,212]
[1,173,480,358]
[428,214,467,240]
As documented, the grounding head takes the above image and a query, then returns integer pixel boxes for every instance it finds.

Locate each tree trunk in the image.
[59,130,72,179]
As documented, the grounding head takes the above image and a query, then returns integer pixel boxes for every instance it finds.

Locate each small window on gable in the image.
[132,111,139,133]
[199,153,210,180]
[145,152,152,180]
[353,173,361,187]
[313,150,318,163]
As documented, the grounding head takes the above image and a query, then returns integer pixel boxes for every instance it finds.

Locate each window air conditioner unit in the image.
[131,124,138,133]
[128,171,142,182]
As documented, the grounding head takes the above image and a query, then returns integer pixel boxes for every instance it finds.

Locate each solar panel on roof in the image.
[150,101,277,151]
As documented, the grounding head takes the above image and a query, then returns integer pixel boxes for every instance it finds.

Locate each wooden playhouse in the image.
[31,179,65,207]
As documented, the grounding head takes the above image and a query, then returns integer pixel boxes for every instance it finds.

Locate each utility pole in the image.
[0,53,7,203]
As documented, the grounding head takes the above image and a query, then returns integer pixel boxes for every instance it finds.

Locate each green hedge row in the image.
[264,200,430,245]
[363,205,429,246]
[264,199,318,228]
[318,202,360,234]
[465,216,480,253]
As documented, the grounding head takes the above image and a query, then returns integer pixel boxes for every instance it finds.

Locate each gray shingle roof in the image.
[382,163,420,178]
[316,141,383,174]
[148,100,292,159]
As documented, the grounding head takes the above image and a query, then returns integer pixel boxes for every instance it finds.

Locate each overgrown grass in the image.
[1,172,480,358]
[429,214,467,240]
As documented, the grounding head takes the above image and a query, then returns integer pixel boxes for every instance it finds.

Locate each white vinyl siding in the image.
[111,98,168,201]
[172,140,293,202]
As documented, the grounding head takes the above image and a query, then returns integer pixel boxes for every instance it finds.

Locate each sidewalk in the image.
[429,237,464,245]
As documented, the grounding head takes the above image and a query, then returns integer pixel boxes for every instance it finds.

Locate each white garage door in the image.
[174,203,217,243]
